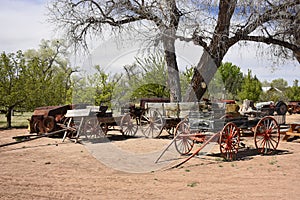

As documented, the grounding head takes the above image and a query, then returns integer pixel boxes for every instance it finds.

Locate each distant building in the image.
[262,86,283,93]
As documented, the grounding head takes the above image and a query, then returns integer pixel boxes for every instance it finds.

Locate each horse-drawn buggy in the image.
[153,99,288,164]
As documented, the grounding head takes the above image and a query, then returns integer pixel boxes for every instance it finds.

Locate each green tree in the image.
[207,68,224,100]
[72,66,119,108]
[0,51,27,128]
[116,53,169,103]
[180,66,194,97]
[270,78,288,91]
[24,39,75,108]
[49,1,299,103]
[71,74,96,105]
[94,65,119,107]
[0,40,75,128]
[260,78,289,102]
[286,80,300,101]
[219,62,244,99]
[238,70,262,102]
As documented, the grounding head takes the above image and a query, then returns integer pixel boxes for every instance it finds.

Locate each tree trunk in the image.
[184,51,218,102]
[163,36,182,102]
[6,107,13,128]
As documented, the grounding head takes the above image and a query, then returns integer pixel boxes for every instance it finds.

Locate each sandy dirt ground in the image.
[1,115,300,199]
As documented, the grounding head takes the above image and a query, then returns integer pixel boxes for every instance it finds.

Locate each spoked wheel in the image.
[219,122,240,161]
[174,119,195,155]
[254,116,280,155]
[83,118,103,139]
[43,116,55,133]
[140,109,164,138]
[63,117,77,138]
[120,113,138,137]
[99,122,108,135]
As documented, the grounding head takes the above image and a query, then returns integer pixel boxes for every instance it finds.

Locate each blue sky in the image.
[1,0,299,86]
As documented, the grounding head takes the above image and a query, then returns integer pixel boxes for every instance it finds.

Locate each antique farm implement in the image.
[61,98,171,141]
[61,105,141,142]
[29,105,72,134]
[155,101,283,166]
[139,99,219,138]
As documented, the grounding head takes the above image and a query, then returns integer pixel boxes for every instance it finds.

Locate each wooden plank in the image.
[1,129,68,148]
[285,132,300,136]
[282,123,300,141]
[65,109,91,117]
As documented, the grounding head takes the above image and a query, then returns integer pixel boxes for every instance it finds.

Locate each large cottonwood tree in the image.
[48,0,300,102]
[48,0,183,102]
[181,0,299,101]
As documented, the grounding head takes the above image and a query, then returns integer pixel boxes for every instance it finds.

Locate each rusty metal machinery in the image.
[29,105,72,134]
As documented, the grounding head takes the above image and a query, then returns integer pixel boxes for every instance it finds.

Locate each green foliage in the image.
[260,78,299,102]
[219,62,244,99]
[72,66,120,108]
[115,53,169,105]
[260,88,286,102]
[0,39,75,128]
[270,78,288,91]
[0,51,27,108]
[207,62,244,100]
[22,39,74,109]
[93,65,120,107]
[180,66,194,96]
[238,70,262,102]
[207,69,224,99]
[285,80,300,101]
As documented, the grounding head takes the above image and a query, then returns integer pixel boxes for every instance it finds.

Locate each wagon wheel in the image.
[43,116,55,133]
[174,119,195,155]
[120,113,138,137]
[275,101,288,115]
[100,122,108,135]
[140,109,164,138]
[254,116,280,155]
[63,117,77,138]
[83,118,103,139]
[33,120,41,134]
[219,122,240,161]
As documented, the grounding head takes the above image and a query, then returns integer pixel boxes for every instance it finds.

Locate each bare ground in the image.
[0,115,300,199]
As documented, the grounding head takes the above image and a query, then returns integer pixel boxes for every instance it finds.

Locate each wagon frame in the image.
[154,101,285,165]
[62,105,139,142]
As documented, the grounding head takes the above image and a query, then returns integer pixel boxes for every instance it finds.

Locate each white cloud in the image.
[0,0,55,52]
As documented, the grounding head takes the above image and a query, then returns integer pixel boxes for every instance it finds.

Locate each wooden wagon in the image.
[62,105,140,142]
[154,101,284,165]
[139,100,224,138]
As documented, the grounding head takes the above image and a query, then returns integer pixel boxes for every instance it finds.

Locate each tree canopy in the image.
[0,40,75,128]
[48,0,300,102]
[238,70,262,102]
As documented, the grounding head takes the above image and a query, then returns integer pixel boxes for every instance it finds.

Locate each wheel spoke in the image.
[254,116,279,154]
[219,123,240,160]
[174,120,194,155]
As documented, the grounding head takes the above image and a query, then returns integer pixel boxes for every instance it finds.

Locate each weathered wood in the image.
[65,109,91,117]
[145,101,225,120]
[282,122,300,141]
[0,128,68,148]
